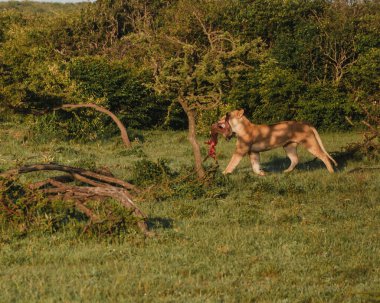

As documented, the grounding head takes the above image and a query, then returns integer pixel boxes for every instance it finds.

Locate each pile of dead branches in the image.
[345,100,379,161]
[0,164,151,236]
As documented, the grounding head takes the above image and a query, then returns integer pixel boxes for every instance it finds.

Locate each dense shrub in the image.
[250,60,305,124]
[296,83,355,130]
[30,111,108,143]
[132,159,175,186]
[132,159,232,201]
[68,57,167,129]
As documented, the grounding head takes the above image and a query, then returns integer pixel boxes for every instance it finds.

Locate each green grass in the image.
[0,125,379,302]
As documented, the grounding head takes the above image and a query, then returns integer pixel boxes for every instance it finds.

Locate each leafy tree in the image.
[127,0,266,178]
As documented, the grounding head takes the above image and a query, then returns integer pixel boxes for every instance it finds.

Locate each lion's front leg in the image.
[249,152,265,176]
[223,152,245,175]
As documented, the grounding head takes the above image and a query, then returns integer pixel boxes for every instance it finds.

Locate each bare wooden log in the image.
[70,173,107,188]
[59,103,131,148]
[28,175,74,190]
[1,164,139,192]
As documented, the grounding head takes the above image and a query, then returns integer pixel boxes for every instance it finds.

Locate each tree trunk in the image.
[178,98,205,179]
[60,103,131,148]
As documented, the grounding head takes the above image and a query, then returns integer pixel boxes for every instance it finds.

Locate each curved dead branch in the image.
[59,103,131,148]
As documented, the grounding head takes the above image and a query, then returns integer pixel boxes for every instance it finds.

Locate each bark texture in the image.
[178,98,205,179]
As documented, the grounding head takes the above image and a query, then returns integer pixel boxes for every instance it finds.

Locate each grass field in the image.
[0,124,379,302]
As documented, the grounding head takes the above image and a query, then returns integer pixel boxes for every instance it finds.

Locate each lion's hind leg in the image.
[304,138,335,173]
[283,143,299,173]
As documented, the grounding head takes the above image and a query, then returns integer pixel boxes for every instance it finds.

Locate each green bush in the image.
[131,159,175,186]
[0,178,79,236]
[132,159,232,202]
[30,111,108,143]
[296,83,355,130]
[30,113,67,143]
[68,57,167,129]
[252,60,305,124]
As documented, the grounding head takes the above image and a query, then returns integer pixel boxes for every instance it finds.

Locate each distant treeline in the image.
[0,0,379,134]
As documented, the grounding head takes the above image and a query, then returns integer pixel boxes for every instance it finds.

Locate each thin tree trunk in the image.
[178,98,205,179]
[60,103,131,148]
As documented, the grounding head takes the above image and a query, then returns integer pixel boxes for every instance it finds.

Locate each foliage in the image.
[296,82,355,130]
[132,158,231,201]
[0,177,77,236]
[68,56,166,129]
[345,47,380,101]
[250,59,305,124]
[0,1,86,15]
[1,0,379,132]
[0,177,138,238]
[132,158,175,186]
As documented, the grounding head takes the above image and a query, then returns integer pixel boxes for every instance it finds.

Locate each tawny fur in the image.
[220,109,337,175]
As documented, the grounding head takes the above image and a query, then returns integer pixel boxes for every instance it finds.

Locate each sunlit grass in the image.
[0,126,379,302]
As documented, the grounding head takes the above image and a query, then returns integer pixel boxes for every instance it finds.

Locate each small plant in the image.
[132,159,175,186]
[0,178,79,236]
[134,160,232,202]
[118,145,147,158]
[30,114,67,143]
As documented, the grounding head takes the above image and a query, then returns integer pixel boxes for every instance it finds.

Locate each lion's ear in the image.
[237,109,245,118]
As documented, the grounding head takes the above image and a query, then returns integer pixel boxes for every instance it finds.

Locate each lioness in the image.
[218,109,337,175]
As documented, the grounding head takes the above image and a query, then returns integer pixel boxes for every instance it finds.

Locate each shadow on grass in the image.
[261,155,325,173]
[147,217,174,230]
[261,150,359,173]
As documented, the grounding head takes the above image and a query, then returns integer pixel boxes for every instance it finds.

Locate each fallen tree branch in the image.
[0,164,150,235]
[1,163,139,193]
[28,175,74,190]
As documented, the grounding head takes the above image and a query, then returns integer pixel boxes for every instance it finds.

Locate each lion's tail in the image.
[311,127,338,167]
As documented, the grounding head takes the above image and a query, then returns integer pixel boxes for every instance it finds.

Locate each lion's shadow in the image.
[261,156,325,173]
[261,150,354,173]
